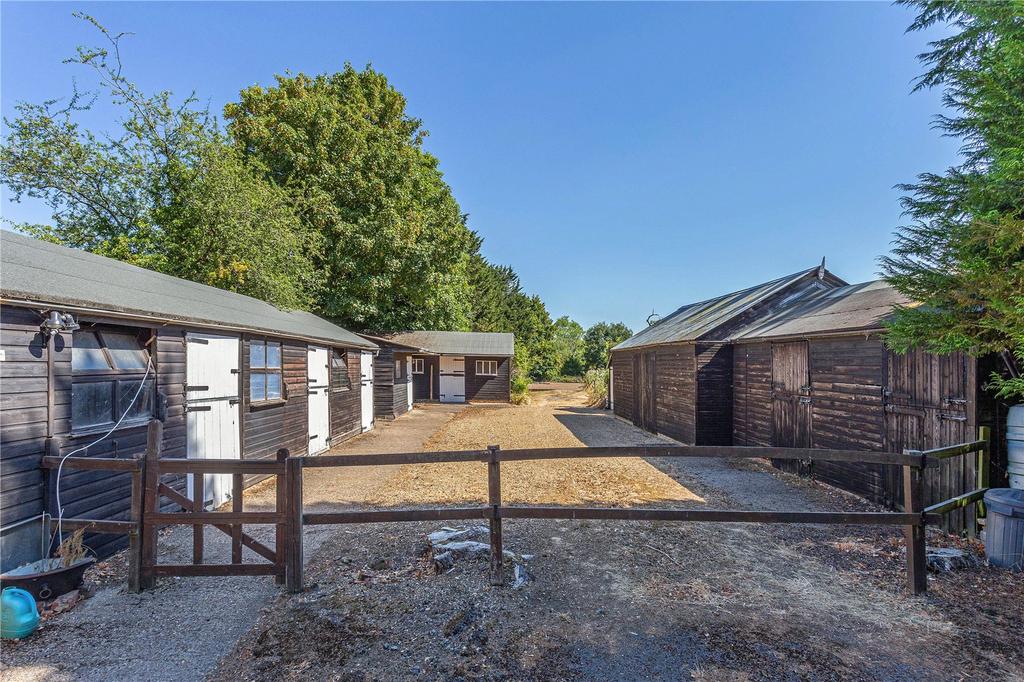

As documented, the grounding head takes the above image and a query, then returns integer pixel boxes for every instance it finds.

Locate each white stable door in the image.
[185,333,241,510]
[406,357,414,410]
[439,356,466,403]
[307,345,330,455]
[360,351,374,432]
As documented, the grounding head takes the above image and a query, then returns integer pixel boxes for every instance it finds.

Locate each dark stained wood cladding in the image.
[611,351,634,423]
[0,306,188,558]
[733,343,772,447]
[732,336,977,533]
[611,345,696,444]
[241,336,308,463]
[373,347,411,419]
[1,306,53,529]
[695,344,733,446]
[465,356,511,402]
[330,350,362,440]
[411,355,439,401]
[653,345,695,443]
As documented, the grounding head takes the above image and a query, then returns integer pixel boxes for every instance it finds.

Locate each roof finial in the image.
[817,256,826,280]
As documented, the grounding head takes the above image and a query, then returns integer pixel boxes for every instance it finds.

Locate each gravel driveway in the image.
[215,386,1023,681]
[0,404,464,682]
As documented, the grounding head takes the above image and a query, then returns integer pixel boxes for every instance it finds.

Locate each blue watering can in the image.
[1,587,39,639]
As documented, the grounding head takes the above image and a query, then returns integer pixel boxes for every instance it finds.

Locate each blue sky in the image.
[1,2,955,331]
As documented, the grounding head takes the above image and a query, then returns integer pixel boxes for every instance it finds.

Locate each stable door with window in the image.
[307,345,330,455]
[185,333,241,510]
[439,356,466,403]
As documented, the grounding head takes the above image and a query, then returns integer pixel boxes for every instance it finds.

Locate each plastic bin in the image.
[984,488,1024,570]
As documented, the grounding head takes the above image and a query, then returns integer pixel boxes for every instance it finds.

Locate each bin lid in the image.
[984,488,1024,517]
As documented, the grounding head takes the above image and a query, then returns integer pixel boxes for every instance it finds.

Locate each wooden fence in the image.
[41,421,991,598]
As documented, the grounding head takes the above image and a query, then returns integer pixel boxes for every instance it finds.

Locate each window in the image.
[411,358,424,374]
[250,340,283,402]
[394,359,403,380]
[476,360,498,376]
[71,328,154,431]
[331,349,351,391]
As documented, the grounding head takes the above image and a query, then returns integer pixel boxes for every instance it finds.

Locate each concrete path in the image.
[0,404,464,682]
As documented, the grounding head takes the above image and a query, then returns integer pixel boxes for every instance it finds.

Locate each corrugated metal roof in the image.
[728,279,911,341]
[0,231,376,349]
[612,266,842,351]
[385,331,514,356]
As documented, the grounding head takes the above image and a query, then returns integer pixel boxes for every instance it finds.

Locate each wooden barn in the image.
[610,263,846,445]
[612,266,1006,533]
[383,331,514,404]
[0,232,377,569]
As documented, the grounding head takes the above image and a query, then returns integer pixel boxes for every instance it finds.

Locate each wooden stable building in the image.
[383,331,514,404]
[0,233,377,568]
[611,266,1004,533]
[358,334,423,420]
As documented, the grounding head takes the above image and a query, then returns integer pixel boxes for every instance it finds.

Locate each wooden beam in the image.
[156,459,285,475]
[285,456,304,593]
[498,507,927,525]
[924,488,988,515]
[48,518,134,534]
[144,512,283,525]
[303,507,490,525]
[42,456,142,472]
[488,445,503,586]
[903,462,927,594]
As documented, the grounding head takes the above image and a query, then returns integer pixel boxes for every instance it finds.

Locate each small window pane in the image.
[250,342,266,369]
[118,379,155,421]
[72,381,114,429]
[251,373,266,401]
[72,332,111,371]
[266,342,282,369]
[103,333,149,370]
[266,373,283,400]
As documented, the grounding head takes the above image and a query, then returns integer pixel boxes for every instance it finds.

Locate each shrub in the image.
[511,373,531,405]
[583,368,609,406]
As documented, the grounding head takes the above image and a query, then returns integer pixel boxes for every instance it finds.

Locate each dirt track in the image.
[215,386,1024,681]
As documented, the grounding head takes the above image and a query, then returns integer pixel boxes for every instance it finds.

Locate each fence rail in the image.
[41,421,991,597]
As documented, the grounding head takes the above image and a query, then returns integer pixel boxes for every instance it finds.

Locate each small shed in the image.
[382,331,514,404]
[0,232,377,567]
[610,264,846,444]
[358,334,428,420]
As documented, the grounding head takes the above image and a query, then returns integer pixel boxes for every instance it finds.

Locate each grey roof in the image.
[385,331,514,356]
[0,231,376,350]
[612,265,845,351]
[357,333,428,353]
[728,280,911,341]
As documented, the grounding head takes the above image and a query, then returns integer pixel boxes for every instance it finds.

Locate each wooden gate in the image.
[632,350,657,432]
[884,349,975,532]
[771,342,812,457]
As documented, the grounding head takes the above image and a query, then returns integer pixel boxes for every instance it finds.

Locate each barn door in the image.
[360,351,375,430]
[632,351,656,431]
[185,333,241,510]
[884,349,973,529]
[771,342,812,456]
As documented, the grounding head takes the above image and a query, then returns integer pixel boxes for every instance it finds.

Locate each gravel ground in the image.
[213,386,1024,681]
[0,404,465,682]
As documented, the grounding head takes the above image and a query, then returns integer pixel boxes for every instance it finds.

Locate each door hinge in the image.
[187,405,212,412]
[230,368,240,374]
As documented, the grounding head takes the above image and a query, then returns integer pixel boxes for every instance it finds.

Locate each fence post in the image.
[285,456,304,593]
[127,454,145,593]
[488,444,504,586]
[902,453,927,595]
[976,426,991,526]
[192,468,204,565]
[231,473,243,563]
[274,448,289,585]
[140,419,163,590]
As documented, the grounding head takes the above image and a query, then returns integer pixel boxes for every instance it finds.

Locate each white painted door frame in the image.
[185,332,241,510]
[406,356,414,410]
[360,351,374,431]
[439,355,466,403]
[307,345,330,455]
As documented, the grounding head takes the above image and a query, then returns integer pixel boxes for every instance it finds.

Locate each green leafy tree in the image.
[881,0,1024,399]
[224,67,474,330]
[0,15,316,309]
[583,321,633,369]
[552,316,585,376]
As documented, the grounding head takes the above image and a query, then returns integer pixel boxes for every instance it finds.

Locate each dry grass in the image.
[367,389,703,507]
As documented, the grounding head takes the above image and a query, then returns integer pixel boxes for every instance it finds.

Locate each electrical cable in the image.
[52,356,153,548]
